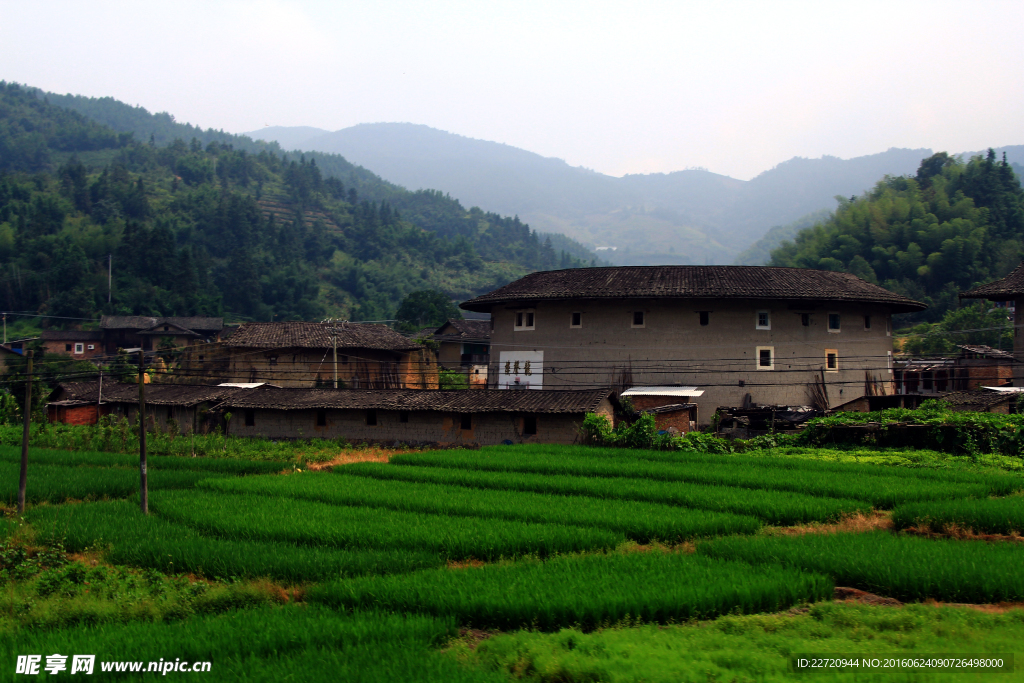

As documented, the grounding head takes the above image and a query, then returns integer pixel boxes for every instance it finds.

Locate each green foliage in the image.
[26,501,441,583]
[203,472,761,543]
[770,150,1024,322]
[698,531,1024,604]
[0,82,598,328]
[892,496,1024,535]
[309,552,833,632]
[438,368,469,390]
[388,447,1000,508]
[151,488,623,561]
[393,289,462,333]
[899,300,1013,355]
[0,445,289,475]
[345,461,868,526]
[0,605,507,683]
[799,401,1024,457]
[459,602,1024,683]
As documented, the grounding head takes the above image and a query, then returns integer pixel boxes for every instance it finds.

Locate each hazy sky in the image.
[3,0,1022,180]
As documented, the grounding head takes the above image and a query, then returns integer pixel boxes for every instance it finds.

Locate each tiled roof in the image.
[222,387,611,414]
[100,316,224,332]
[941,390,1016,412]
[961,263,1024,299]
[434,319,491,341]
[52,381,239,407]
[461,266,926,313]
[956,344,1014,360]
[225,322,421,352]
[41,330,104,341]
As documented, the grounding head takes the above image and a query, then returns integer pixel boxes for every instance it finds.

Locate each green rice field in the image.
[5,442,1024,681]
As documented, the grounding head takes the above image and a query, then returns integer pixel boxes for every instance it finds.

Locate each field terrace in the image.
[2,440,1023,681]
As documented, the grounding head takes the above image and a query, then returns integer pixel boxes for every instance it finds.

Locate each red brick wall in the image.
[654,408,695,433]
[48,404,99,425]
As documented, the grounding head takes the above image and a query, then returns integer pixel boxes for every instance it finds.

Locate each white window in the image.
[825,349,839,372]
[74,343,84,354]
[632,311,645,328]
[756,346,774,370]
[87,344,94,350]
[570,312,582,328]
[756,310,771,330]
[828,313,841,333]
[514,310,535,331]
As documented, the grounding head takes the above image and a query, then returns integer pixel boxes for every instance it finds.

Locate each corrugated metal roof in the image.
[622,386,704,397]
[461,266,926,312]
[225,322,421,352]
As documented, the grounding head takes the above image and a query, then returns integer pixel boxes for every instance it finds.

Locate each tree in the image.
[393,290,462,333]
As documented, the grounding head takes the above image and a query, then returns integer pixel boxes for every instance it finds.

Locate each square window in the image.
[825,349,838,372]
[399,410,409,424]
[523,415,537,435]
[864,315,872,330]
[316,410,327,427]
[341,355,349,365]
[460,413,472,430]
[570,312,582,328]
[828,313,841,332]
[65,343,72,352]
[268,355,278,366]
[699,311,709,326]
[245,409,255,427]
[632,311,645,327]
[366,409,377,426]
[756,346,774,370]
[801,313,810,327]
[756,311,770,330]
[87,344,94,350]
[74,343,84,354]
[514,310,535,331]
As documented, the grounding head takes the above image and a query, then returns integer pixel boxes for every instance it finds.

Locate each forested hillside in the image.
[0,82,596,326]
[770,151,1024,325]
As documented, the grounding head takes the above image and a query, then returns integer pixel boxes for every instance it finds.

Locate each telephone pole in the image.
[138,350,148,514]
[17,351,32,514]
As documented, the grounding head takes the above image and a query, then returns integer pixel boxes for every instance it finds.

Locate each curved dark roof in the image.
[961,263,1024,299]
[461,266,926,313]
[225,322,420,352]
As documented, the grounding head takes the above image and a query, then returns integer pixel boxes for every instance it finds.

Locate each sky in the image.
[2,0,1022,180]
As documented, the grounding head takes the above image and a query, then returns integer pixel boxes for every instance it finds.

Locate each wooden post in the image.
[138,350,148,514]
[16,351,32,514]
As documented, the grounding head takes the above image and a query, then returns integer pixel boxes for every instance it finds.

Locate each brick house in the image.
[47,381,611,445]
[431,318,490,388]
[178,321,439,389]
[40,330,105,359]
[460,266,924,422]
[961,263,1024,386]
[222,386,611,445]
[99,316,225,353]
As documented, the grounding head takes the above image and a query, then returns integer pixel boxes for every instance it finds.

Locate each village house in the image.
[177,321,439,389]
[99,316,225,353]
[430,318,490,388]
[460,265,925,423]
[893,345,1014,396]
[40,330,105,359]
[47,381,611,445]
[960,264,1023,386]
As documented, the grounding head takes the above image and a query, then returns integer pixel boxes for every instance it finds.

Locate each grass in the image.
[151,489,624,561]
[309,550,833,631]
[451,602,1024,683]
[390,449,1003,507]
[0,606,509,683]
[698,531,1024,603]
[23,501,443,583]
[892,495,1024,535]
[342,462,869,525]
[0,461,229,504]
[0,444,290,475]
[202,471,762,543]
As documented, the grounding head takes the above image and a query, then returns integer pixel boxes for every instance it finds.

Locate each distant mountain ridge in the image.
[249,124,1024,265]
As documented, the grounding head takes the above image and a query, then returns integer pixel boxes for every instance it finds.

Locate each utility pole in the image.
[332,321,338,389]
[138,350,148,514]
[3,313,6,345]
[17,351,32,514]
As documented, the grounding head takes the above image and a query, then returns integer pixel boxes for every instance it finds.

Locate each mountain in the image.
[0,81,601,328]
[248,123,952,264]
